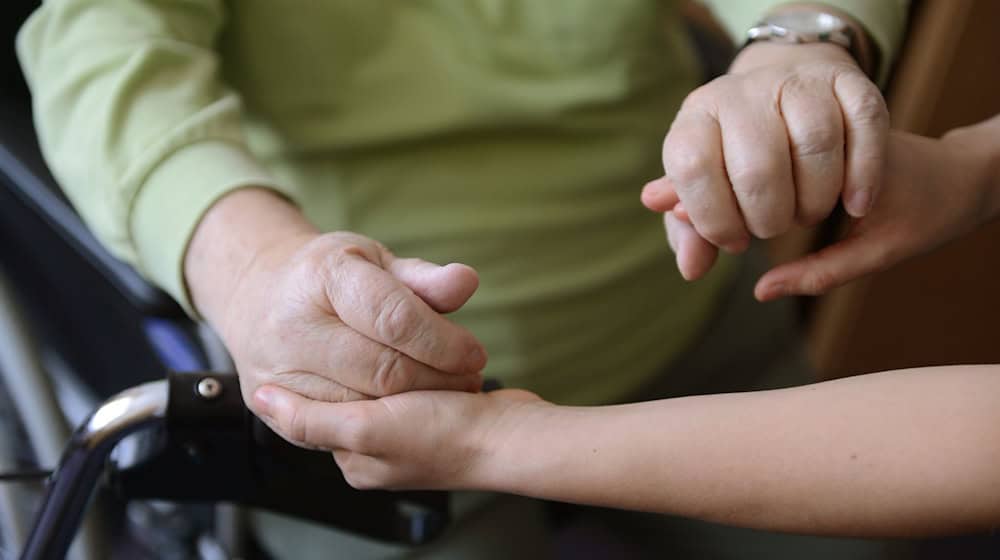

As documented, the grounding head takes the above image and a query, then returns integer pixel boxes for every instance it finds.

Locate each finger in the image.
[265,372,370,404]
[324,254,487,374]
[833,71,889,218]
[386,258,479,313]
[662,110,749,252]
[674,202,689,222]
[254,384,381,453]
[640,176,680,212]
[298,323,483,397]
[779,80,845,226]
[719,98,796,239]
[665,211,719,281]
[332,450,392,490]
[753,226,891,301]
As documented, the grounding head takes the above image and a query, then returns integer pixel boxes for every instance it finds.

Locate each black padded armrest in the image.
[0,100,184,318]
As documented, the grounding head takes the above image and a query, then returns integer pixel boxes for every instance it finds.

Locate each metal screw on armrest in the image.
[196,377,223,400]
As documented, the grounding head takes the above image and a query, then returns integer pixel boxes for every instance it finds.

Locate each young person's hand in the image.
[252,385,546,490]
[185,189,487,449]
[646,39,888,281]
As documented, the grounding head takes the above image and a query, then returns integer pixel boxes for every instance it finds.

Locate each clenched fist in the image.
[644,42,888,281]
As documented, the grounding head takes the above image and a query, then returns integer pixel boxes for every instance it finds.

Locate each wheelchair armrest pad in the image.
[0,101,184,318]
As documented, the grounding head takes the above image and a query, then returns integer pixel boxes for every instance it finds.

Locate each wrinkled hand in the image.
[216,231,488,447]
[644,43,889,281]
[754,127,999,300]
[253,385,545,490]
[647,126,1000,301]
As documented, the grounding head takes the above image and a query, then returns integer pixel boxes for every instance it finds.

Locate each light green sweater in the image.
[17,0,906,405]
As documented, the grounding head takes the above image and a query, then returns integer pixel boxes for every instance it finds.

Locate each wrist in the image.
[468,399,559,494]
[184,188,318,329]
[729,41,858,75]
[941,116,1000,225]
[740,3,878,78]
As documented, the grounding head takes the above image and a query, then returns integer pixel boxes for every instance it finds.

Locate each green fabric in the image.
[16,0,904,405]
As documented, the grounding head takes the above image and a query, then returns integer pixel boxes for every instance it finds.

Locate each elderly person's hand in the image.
[646,119,1000,300]
[643,39,888,281]
[185,189,486,449]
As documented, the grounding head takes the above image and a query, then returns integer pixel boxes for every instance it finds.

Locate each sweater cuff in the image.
[130,140,289,316]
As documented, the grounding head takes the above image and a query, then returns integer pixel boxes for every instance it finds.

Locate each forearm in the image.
[184,188,318,328]
[479,365,1000,537]
[18,2,285,308]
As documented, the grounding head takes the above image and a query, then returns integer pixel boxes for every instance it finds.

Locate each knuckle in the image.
[663,145,711,187]
[681,81,717,108]
[848,89,888,126]
[371,347,412,395]
[692,217,746,248]
[791,126,841,158]
[374,293,420,347]
[285,405,310,446]
[327,382,361,404]
[728,166,773,201]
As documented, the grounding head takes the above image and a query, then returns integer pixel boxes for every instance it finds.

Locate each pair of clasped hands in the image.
[188,42,998,490]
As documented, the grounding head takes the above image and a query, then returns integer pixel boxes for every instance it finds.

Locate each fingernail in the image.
[764,283,786,300]
[846,190,872,218]
[676,252,692,281]
[466,346,487,371]
[253,387,275,417]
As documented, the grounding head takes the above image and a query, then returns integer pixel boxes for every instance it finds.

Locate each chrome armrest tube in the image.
[21,380,168,560]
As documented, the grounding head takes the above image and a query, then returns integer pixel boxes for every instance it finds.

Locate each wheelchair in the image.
[0,3,451,559]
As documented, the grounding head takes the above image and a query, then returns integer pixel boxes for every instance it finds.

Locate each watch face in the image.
[768,11,842,35]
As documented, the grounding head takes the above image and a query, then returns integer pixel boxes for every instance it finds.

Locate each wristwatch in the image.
[745,10,879,79]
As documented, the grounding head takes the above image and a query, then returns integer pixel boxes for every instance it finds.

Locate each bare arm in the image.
[255,364,1000,537]
[484,365,1000,537]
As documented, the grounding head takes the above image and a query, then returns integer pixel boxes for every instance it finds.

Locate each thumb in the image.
[753,225,890,301]
[385,258,480,313]
[254,384,370,451]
